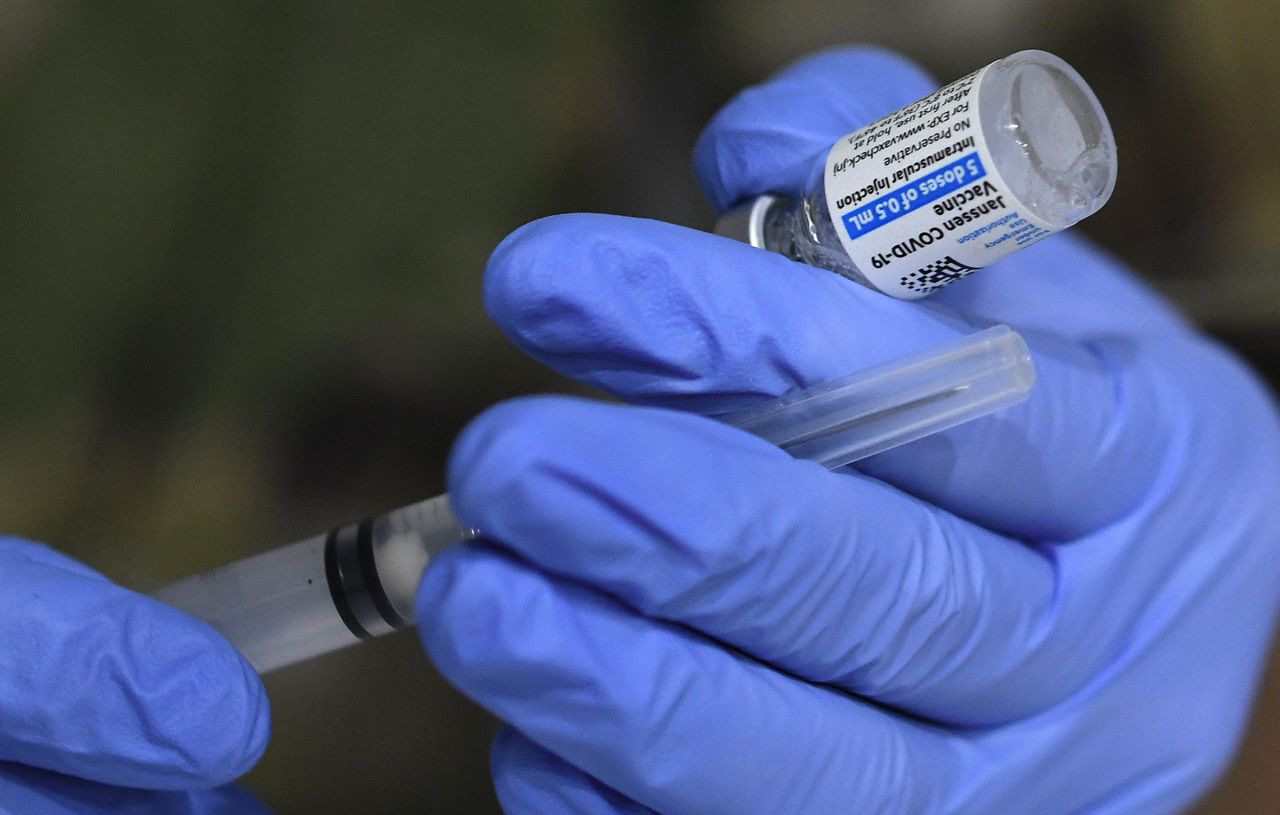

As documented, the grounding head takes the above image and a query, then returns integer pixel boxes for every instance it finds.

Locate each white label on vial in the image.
[823,64,1058,299]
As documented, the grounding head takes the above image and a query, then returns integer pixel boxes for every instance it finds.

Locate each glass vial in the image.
[715,50,1117,299]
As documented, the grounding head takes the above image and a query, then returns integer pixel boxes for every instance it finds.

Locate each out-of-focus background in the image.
[1,1,1277,811]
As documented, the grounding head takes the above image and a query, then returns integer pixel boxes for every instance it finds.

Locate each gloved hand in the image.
[418,46,1280,814]
[0,536,271,814]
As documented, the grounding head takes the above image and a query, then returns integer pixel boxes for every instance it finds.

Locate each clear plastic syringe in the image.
[153,325,1034,674]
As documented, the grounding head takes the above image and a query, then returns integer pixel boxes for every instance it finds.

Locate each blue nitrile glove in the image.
[418,46,1280,814]
[0,536,271,814]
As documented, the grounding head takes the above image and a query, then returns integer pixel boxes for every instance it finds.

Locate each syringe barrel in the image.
[725,325,1033,468]
[153,535,358,673]
[154,494,471,673]
[155,329,1034,674]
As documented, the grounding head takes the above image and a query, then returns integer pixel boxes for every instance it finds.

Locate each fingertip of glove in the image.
[447,395,604,532]
[778,45,937,99]
[485,213,710,371]
[693,45,937,213]
[415,544,523,687]
[121,598,273,787]
[445,395,794,557]
[0,545,271,790]
[416,543,618,710]
[483,214,605,351]
[0,535,107,579]
[483,216,553,326]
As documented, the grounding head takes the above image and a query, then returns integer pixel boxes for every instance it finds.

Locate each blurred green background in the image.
[2,1,1278,812]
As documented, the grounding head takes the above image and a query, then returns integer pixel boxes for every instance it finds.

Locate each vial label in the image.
[822,64,1057,299]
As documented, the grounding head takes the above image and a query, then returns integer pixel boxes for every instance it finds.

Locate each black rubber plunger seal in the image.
[324,527,371,640]
[356,519,410,629]
[325,520,409,639]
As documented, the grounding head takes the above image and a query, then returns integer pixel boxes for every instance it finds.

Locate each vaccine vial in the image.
[715,50,1117,299]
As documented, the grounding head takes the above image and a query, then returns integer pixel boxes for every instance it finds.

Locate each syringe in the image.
[153,325,1034,674]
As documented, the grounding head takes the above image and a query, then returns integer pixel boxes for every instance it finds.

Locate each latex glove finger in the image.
[0,537,270,790]
[418,544,968,815]
[485,214,1172,540]
[491,729,657,815]
[0,764,271,815]
[693,46,935,215]
[692,45,1187,338]
[447,397,1075,725]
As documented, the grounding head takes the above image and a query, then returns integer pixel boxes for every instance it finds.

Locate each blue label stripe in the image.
[842,153,988,239]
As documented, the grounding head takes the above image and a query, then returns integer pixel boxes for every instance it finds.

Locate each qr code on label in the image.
[899,256,981,294]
